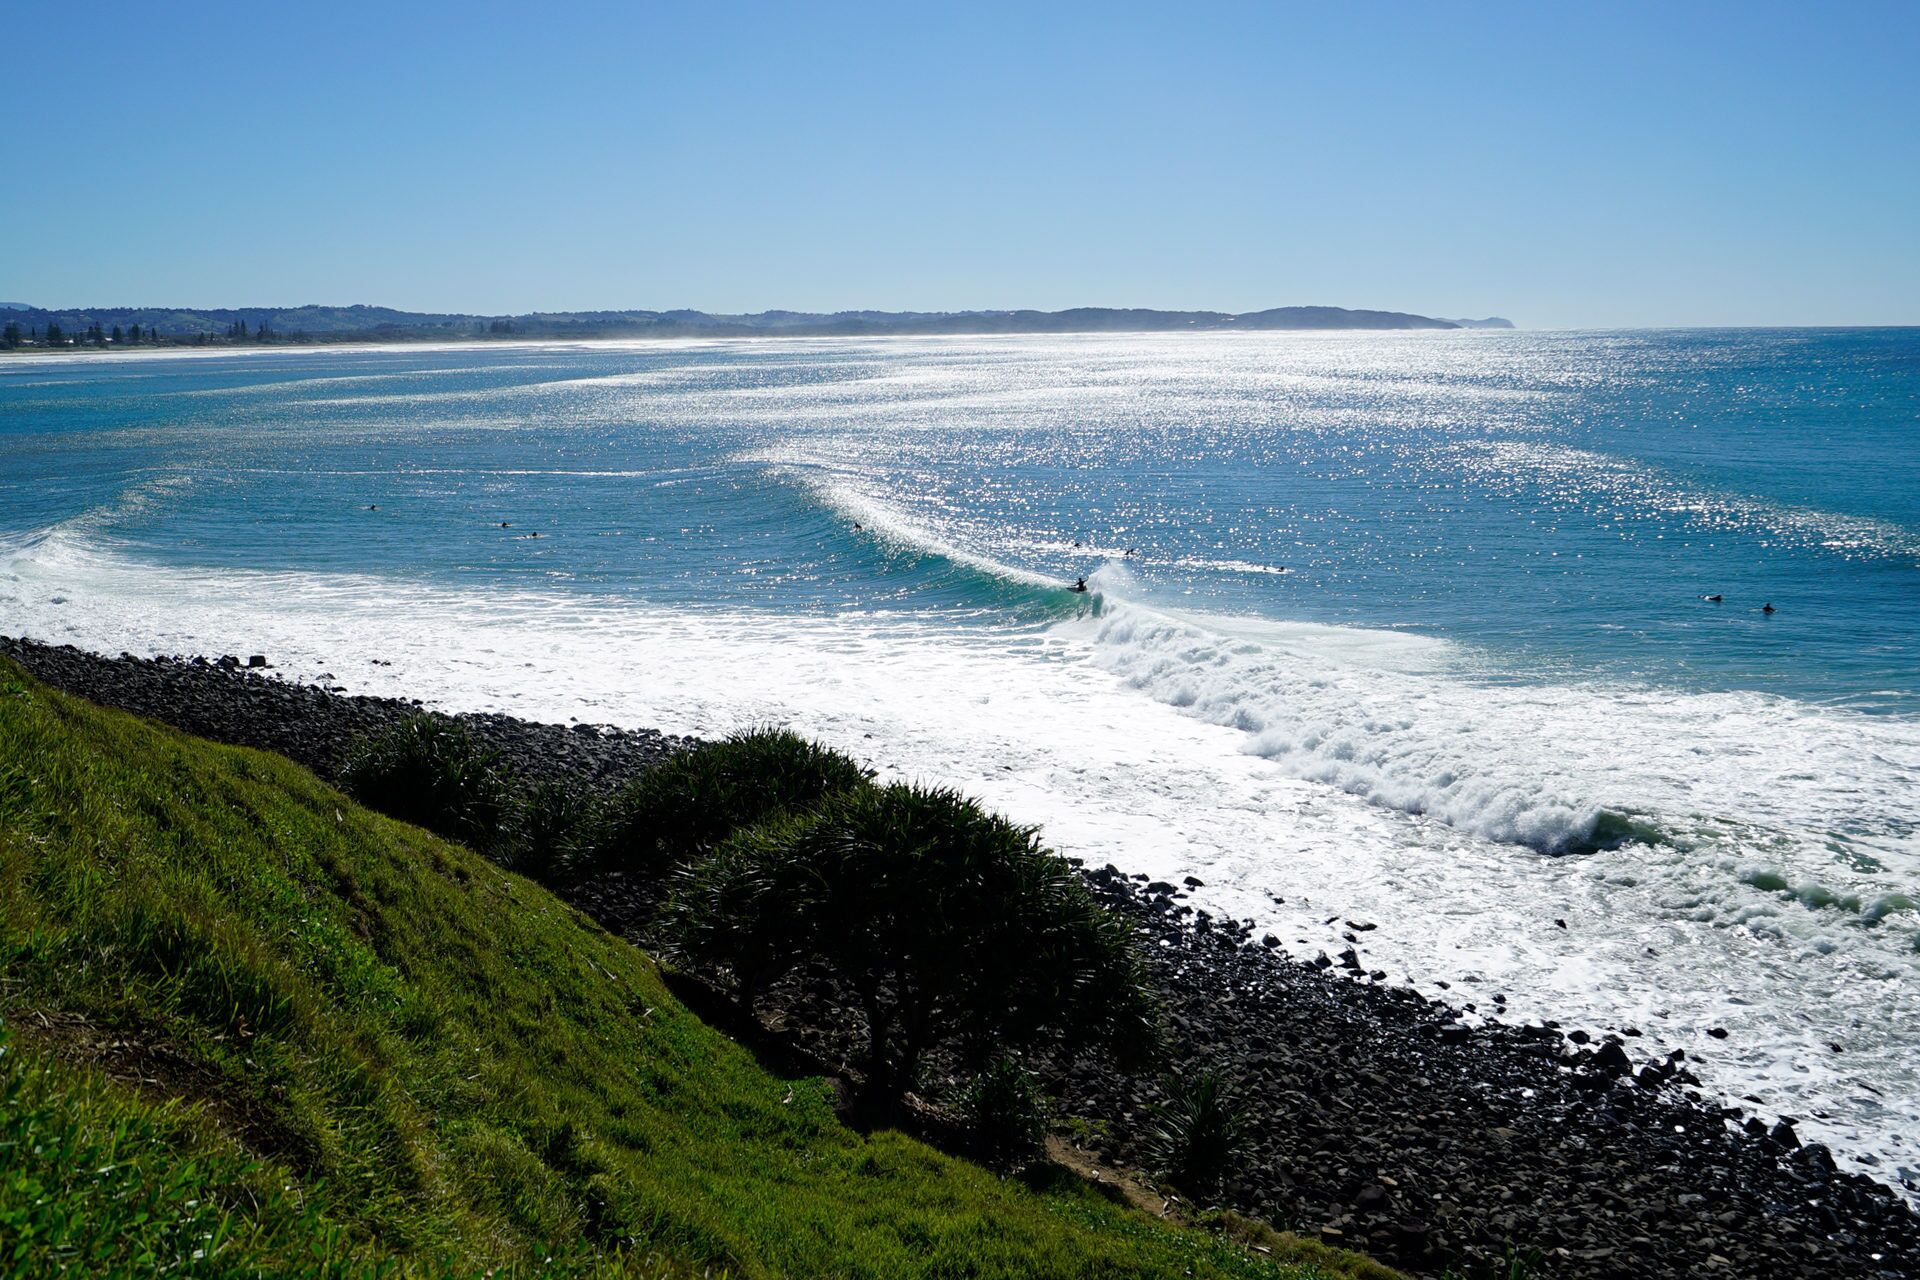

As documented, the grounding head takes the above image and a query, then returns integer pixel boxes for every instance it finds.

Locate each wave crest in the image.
[1068,600,1920,867]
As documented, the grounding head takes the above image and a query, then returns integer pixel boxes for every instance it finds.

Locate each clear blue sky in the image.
[4,1,1916,327]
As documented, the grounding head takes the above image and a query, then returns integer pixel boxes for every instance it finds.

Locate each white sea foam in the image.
[3,531,1918,1191]
[1071,595,1920,862]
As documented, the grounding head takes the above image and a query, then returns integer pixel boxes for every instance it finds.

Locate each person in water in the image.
[1071,576,1089,593]
[1763,601,1776,613]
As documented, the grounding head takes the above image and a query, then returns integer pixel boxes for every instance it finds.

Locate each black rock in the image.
[1595,1041,1634,1076]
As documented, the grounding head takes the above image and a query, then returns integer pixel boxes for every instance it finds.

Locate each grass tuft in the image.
[667,782,1160,1102]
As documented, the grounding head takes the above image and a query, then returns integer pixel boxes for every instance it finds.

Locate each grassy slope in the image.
[0,661,1398,1280]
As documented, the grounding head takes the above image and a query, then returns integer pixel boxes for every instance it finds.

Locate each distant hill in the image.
[0,302,35,311]
[1442,316,1516,329]
[2,301,1506,346]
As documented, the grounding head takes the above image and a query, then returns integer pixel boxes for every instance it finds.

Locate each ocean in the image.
[3,328,1917,1186]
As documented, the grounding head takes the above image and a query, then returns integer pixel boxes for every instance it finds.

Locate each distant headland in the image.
[0,302,1514,350]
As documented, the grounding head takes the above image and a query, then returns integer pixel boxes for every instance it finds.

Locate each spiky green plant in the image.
[664,814,816,1013]
[512,777,600,881]
[958,1053,1051,1171]
[1144,1069,1246,1201]
[339,715,516,854]
[587,728,869,893]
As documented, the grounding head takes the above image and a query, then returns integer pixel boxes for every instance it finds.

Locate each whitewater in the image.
[2,329,1917,1188]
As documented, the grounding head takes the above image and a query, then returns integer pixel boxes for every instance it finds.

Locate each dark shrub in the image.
[664,815,815,1013]
[674,781,1157,1102]
[587,728,868,887]
[341,717,516,854]
[958,1054,1050,1171]
[513,779,600,881]
[1142,1069,1244,1201]
[806,784,1157,1095]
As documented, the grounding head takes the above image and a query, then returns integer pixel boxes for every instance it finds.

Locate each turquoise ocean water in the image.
[3,329,1917,1183]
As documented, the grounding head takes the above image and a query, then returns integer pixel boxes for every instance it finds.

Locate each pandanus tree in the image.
[667,814,816,1013]
[668,782,1159,1104]
[588,728,870,894]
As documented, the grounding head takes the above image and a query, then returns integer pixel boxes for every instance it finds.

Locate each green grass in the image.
[0,660,1394,1279]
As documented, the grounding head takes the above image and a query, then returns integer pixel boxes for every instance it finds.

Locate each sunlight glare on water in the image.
[3,328,1918,1186]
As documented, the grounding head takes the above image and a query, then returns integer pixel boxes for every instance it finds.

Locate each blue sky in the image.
[4,2,1916,327]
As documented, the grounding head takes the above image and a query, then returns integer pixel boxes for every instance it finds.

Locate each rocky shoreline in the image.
[0,637,690,790]
[1060,871,1918,1277]
[4,635,1916,1279]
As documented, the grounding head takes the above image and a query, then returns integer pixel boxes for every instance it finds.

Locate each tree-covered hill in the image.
[0,300,1483,347]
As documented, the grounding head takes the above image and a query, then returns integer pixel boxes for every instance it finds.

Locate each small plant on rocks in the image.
[1439,1247,1545,1280]
[958,1053,1051,1171]
[1143,1068,1245,1202]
